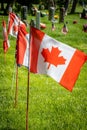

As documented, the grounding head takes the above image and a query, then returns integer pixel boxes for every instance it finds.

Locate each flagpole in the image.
[4,52,6,63]
[14,21,20,108]
[14,64,18,107]
[26,70,30,130]
[26,25,31,130]
[2,16,6,64]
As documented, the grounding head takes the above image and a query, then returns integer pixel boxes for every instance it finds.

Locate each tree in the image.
[1,1,4,10]
[70,0,78,14]
[64,0,69,14]
[48,0,55,7]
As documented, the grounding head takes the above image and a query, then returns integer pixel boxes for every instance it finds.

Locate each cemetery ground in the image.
[0,7,87,130]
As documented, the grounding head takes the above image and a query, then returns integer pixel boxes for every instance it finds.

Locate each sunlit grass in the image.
[0,5,87,130]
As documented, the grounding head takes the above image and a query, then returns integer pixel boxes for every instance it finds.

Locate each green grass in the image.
[0,6,87,130]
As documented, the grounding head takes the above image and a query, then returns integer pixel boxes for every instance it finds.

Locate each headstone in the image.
[8,5,12,13]
[81,8,87,19]
[83,24,87,32]
[30,19,36,27]
[36,11,40,29]
[48,7,55,21]
[59,7,65,23]
[21,6,28,20]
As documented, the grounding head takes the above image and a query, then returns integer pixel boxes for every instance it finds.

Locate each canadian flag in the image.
[2,20,10,53]
[7,12,26,37]
[16,24,29,67]
[30,27,87,91]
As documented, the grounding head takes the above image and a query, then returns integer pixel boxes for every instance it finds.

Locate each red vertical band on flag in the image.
[2,21,8,40]
[3,41,8,53]
[7,13,14,34]
[30,27,45,73]
[60,50,86,91]
[2,20,9,53]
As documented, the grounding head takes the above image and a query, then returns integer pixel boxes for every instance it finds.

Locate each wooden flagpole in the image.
[26,70,30,130]
[14,64,18,107]
[4,52,6,64]
[26,25,31,130]
[14,21,20,108]
[2,16,6,64]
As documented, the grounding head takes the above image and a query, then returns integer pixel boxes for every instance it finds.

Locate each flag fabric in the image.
[2,20,10,53]
[7,12,26,37]
[30,27,87,91]
[16,24,29,67]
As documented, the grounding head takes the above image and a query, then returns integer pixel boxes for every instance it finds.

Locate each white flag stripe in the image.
[7,40,10,47]
[23,34,29,67]
[37,34,76,82]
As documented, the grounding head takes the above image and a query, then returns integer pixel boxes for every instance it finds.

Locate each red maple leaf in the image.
[41,47,66,69]
[13,25,18,32]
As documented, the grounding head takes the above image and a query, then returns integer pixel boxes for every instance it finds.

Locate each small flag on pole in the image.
[7,12,26,37]
[16,24,29,67]
[30,27,87,92]
[2,20,10,53]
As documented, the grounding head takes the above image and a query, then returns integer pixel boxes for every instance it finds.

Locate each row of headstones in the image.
[8,5,87,32]
[22,6,65,29]
[21,6,65,22]
[8,3,87,22]
[8,4,65,24]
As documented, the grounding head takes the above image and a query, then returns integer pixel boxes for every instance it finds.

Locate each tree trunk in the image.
[70,0,78,14]
[1,2,4,10]
[48,0,55,7]
[48,0,55,21]
[64,0,69,14]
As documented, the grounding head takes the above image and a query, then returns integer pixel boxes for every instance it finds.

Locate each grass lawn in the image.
[0,5,87,130]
